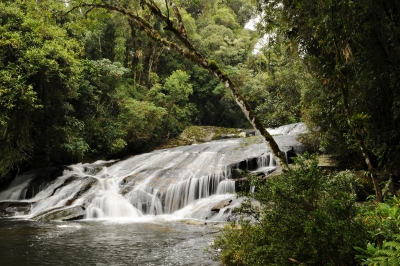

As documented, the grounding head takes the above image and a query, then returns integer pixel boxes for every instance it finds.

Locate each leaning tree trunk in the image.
[339,83,383,202]
[69,0,288,168]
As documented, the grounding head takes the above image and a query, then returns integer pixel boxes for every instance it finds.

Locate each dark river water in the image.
[0,218,221,266]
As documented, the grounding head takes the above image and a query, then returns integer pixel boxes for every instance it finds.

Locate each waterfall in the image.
[85,178,142,219]
[0,123,306,221]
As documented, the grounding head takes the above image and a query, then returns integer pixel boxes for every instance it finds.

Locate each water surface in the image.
[0,218,220,265]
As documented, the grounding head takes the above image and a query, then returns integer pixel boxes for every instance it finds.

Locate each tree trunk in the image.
[334,36,383,201]
[339,84,383,202]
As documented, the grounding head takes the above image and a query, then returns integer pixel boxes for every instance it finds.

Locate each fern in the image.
[357,239,400,266]
[385,241,400,250]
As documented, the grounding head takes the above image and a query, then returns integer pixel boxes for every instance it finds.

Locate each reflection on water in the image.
[0,218,220,266]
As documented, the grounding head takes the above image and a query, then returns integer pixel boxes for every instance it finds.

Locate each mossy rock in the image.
[318,155,340,169]
[178,126,244,144]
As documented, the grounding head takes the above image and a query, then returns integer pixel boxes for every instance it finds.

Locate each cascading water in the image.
[0,123,306,222]
[85,177,143,219]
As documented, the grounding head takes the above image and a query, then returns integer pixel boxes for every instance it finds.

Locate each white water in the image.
[0,123,306,222]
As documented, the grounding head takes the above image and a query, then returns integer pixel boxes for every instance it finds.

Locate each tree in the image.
[146,70,196,137]
[256,0,400,201]
[0,0,84,177]
[69,0,288,167]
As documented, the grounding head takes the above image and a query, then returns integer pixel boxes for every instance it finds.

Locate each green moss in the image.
[159,126,252,149]
[207,60,219,71]
[239,136,261,147]
[206,60,228,78]
[179,125,240,143]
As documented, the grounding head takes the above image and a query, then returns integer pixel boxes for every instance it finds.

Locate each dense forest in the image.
[0,1,304,178]
[1,0,307,180]
[1,0,400,264]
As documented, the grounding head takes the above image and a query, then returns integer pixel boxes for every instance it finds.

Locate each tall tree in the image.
[69,0,288,167]
[0,0,84,177]
[259,0,400,201]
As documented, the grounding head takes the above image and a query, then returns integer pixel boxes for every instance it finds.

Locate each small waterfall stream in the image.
[0,123,306,222]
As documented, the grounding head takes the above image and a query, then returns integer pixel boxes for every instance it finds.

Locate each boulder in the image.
[25,166,70,199]
[0,201,32,216]
[34,205,86,222]
[65,177,98,206]
[211,199,233,212]
[176,126,252,145]
[318,155,340,170]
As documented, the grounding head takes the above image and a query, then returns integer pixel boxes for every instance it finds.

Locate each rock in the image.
[231,169,244,179]
[318,155,340,170]
[34,205,86,222]
[124,189,164,213]
[221,134,237,139]
[25,166,70,199]
[50,175,79,196]
[238,132,247,138]
[243,130,256,137]
[181,219,207,226]
[176,126,251,145]
[211,199,232,212]
[0,201,32,216]
[237,158,258,171]
[65,177,98,206]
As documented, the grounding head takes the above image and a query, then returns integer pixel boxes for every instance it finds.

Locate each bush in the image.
[356,196,400,265]
[212,154,367,265]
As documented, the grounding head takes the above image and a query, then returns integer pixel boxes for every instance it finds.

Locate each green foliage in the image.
[75,59,129,157]
[357,197,400,265]
[212,154,366,265]
[356,240,400,266]
[238,40,306,127]
[212,7,240,30]
[146,70,196,138]
[0,0,259,179]
[0,0,84,175]
[117,98,166,144]
[259,0,400,172]
[359,197,400,245]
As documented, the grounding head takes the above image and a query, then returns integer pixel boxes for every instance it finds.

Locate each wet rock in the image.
[34,205,86,222]
[231,169,243,179]
[0,201,32,216]
[234,178,250,192]
[120,186,134,195]
[25,166,70,199]
[125,189,164,213]
[237,158,258,171]
[221,134,238,139]
[211,199,232,212]
[252,167,277,177]
[82,160,118,175]
[65,177,98,206]
[238,132,247,138]
[50,175,79,196]
[181,219,207,226]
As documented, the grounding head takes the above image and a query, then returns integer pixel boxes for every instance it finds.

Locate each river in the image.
[0,217,219,265]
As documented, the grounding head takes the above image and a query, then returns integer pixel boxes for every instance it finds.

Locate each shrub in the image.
[356,196,400,265]
[212,154,367,265]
